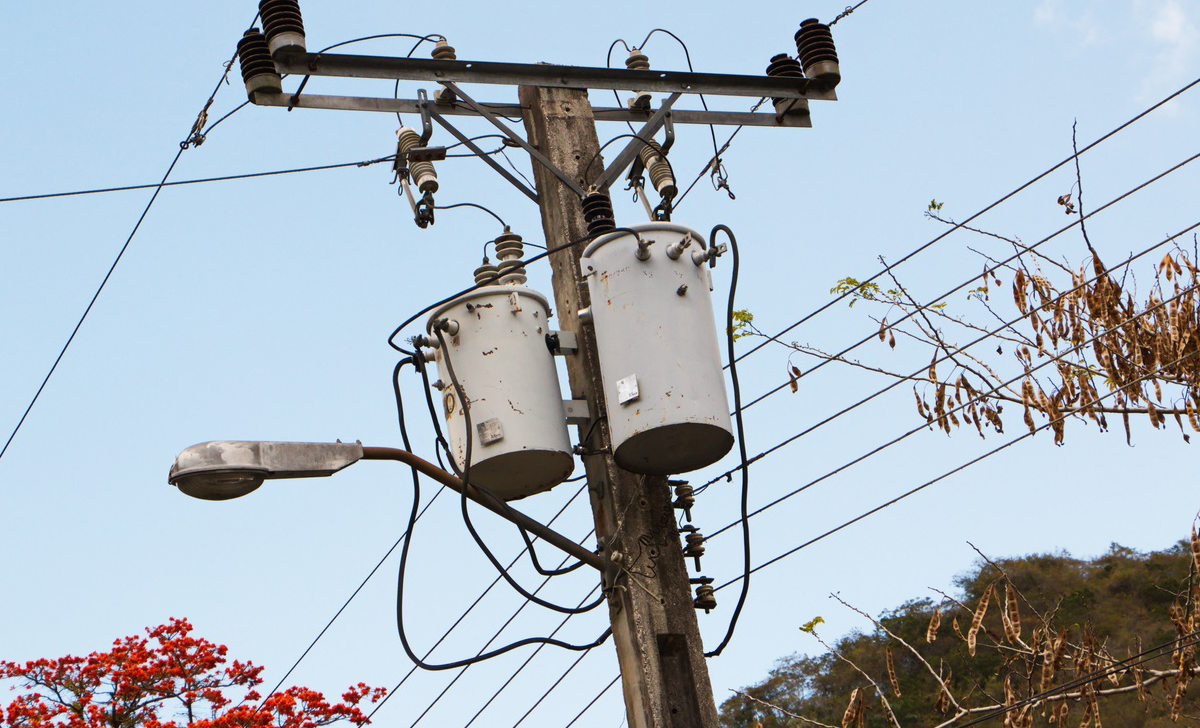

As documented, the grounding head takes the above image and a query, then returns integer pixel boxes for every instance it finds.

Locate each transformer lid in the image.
[425,284,553,334]
[582,221,708,260]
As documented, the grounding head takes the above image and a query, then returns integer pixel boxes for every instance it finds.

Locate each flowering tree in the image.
[0,618,385,728]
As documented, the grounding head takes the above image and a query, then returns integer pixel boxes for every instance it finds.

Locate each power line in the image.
[829,0,874,26]
[731,74,1200,371]
[0,26,258,465]
[562,674,620,728]
[510,642,597,727]
[732,146,1200,416]
[702,244,1200,544]
[0,157,395,204]
[713,340,1200,592]
[699,217,1200,500]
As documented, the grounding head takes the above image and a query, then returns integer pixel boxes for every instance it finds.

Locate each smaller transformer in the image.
[581,222,734,474]
[426,236,574,500]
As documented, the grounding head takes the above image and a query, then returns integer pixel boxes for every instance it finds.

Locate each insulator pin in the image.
[680,525,705,570]
[671,480,695,521]
[794,18,840,88]
[581,192,617,237]
[493,231,527,286]
[432,39,457,104]
[637,142,676,200]
[692,578,717,612]
[397,126,439,194]
[765,53,809,116]
[625,48,653,110]
[259,0,306,56]
[236,29,282,97]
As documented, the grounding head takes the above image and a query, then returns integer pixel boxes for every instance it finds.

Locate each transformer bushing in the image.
[580,222,734,475]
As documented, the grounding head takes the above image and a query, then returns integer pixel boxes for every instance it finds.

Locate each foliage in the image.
[720,534,1200,728]
[0,619,385,728]
[731,309,756,341]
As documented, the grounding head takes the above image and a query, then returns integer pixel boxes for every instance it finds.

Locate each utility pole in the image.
[520,85,719,728]
[237,7,841,723]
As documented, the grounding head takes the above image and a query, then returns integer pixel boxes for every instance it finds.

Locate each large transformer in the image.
[425,236,574,500]
[581,222,734,474]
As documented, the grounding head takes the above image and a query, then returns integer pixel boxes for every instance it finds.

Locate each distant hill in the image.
[720,538,1199,728]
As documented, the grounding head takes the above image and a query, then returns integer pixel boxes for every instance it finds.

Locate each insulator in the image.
[259,0,306,56]
[431,39,457,104]
[794,18,840,88]
[672,481,695,521]
[236,29,282,97]
[625,48,653,111]
[581,192,616,237]
[431,39,457,60]
[396,126,439,194]
[625,48,650,71]
[681,528,705,571]
[694,584,717,612]
[765,53,809,116]
[473,260,500,287]
[636,141,676,200]
[493,231,527,286]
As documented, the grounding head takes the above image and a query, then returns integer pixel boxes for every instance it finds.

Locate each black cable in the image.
[518,525,589,576]
[562,674,620,728]
[829,0,873,25]
[638,28,723,170]
[509,642,596,727]
[387,226,649,355]
[288,34,444,106]
[394,35,445,123]
[460,584,605,728]
[403,524,599,728]
[703,225,750,658]
[431,326,605,615]
[698,217,1200,503]
[701,238,1200,543]
[733,146,1200,417]
[433,202,509,230]
[391,353,610,671]
[0,157,396,204]
[712,342,1200,592]
[0,26,257,465]
[732,74,1200,370]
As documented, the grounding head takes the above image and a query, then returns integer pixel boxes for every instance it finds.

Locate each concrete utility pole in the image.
[521,85,719,728]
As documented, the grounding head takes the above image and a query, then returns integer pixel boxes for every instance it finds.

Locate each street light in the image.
[168,440,604,571]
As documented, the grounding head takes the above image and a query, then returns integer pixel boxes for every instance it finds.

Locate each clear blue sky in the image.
[1,1,1197,726]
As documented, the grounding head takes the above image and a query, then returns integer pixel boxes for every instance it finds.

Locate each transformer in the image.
[581,222,734,474]
[426,284,574,500]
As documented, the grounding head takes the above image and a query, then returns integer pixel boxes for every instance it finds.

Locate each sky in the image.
[1,1,1198,727]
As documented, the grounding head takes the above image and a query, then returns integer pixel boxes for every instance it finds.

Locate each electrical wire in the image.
[431,326,605,615]
[0,156,397,204]
[395,35,446,123]
[581,133,676,187]
[952,630,1200,728]
[731,74,1200,371]
[0,20,259,465]
[391,347,610,671]
[829,0,873,25]
[733,146,1200,416]
[562,675,620,728]
[704,225,750,658]
[459,583,605,728]
[433,201,509,230]
[284,33,444,109]
[701,231,1200,543]
[698,217,1200,502]
[712,340,1200,592]
[387,226,650,355]
[509,642,597,728]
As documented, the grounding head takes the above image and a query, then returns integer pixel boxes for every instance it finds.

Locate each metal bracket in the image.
[423,103,540,203]
[416,89,434,145]
[546,329,579,355]
[595,94,680,192]
[272,51,834,100]
[563,399,591,425]
[442,81,587,197]
[249,91,815,127]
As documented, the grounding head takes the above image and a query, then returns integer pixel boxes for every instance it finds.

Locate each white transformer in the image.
[426,285,574,500]
[581,222,734,474]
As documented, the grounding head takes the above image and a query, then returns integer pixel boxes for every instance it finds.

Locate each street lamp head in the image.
[168,441,365,501]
